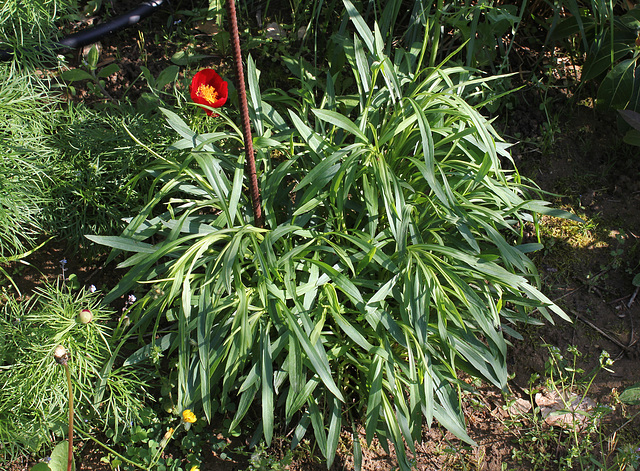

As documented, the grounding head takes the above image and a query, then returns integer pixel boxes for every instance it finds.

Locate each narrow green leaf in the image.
[261,326,274,446]
[406,100,450,207]
[288,109,328,157]
[282,305,345,402]
[291,411,311,449]
[198,285,213,421]
[308,396,328,457]
[312,108,368,142]
[288,377,320,418]
[326,396,342,468]
[229,385,258,431]
[365,357,384,445]
[247,54,264,136]
[352,422,362,471]
[85,235,157,253]
[343,0,375,53]
[309,260,364,306]
[353,35,371,94]
[521,200,583,222]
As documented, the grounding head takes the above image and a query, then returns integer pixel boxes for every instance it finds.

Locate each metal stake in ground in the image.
[226,0,263,227]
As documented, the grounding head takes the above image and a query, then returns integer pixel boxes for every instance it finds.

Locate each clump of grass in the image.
[0,0,77,68]
[0,63,58,256]
[41,104,172,250]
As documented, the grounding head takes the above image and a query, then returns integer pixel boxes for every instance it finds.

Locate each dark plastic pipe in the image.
[0,0,165,61]
[58,0,164,49]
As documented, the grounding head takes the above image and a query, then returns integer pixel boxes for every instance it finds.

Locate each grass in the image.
[42,103,176,249]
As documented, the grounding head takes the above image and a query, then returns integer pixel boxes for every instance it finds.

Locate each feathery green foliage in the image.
[0,63,56,256]
[0,283,149,461]
[0,0,77,66]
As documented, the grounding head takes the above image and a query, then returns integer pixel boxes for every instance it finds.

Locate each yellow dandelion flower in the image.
[190,466,200,471]
[182,409,197,423]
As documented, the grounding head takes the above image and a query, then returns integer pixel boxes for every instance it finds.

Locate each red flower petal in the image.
[190,68,229,115]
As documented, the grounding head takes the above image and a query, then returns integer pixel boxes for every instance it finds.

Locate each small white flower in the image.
[128,294,137,303]
[89,285,97,293]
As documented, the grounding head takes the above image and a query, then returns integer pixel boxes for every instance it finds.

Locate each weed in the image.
[245,442,294,471]
[507,344,640,470]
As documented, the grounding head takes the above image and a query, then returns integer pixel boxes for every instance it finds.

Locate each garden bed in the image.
[2,1,640,470]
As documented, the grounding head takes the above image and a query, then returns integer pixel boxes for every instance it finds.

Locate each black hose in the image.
[58,0,165,49]
[0,0,165,61]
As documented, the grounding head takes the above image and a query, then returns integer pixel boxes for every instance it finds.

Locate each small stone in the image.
[265,22,284,40]
[535,390,597,428]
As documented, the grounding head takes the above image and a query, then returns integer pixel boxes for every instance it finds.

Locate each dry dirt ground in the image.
[5,2,640,470]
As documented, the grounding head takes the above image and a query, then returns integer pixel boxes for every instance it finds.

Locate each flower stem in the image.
[147,425,179,471]
[225,0,263,228]
[74,427,147,470]
[64,363,74,471]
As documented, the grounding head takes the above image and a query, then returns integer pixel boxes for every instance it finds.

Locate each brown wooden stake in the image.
[226,0,263,227]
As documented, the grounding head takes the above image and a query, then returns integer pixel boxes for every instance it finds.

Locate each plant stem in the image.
[225,0,263,228]
[147,425,178,471]
[64,363,74,471]
[74,428,147,470]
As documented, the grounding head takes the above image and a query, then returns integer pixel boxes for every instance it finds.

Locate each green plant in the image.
[0,59,164,255]
[435,0,527,72]
[89,2,579,469]
[137,64,182,114]
[0,0,78,68]
[0,282,150,461]
[0,63,57,256]
[38,102,176,250]
[511,345,618,470]
[60,45,121,100]
[246,441,294,471]
[85,407,205,471]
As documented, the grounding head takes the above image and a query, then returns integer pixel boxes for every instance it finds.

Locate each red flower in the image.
[190,69,228,115]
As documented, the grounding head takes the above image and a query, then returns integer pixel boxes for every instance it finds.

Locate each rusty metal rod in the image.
[226,0,263,227]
